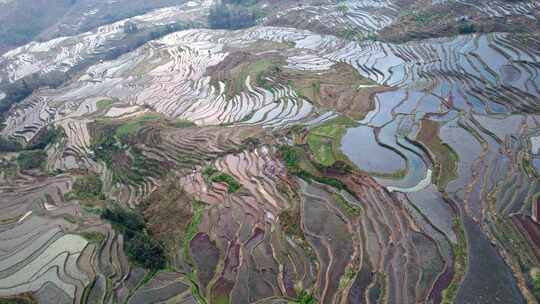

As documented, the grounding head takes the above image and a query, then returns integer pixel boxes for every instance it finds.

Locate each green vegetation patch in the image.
[279,144,319,175]
[414,12,435,26]
[441,218,468,304]
[90,124,164,185]
[416,119,458,191]
[181,200,208,303]
[80,231,106,244]
[212,173,241,193]
[3,125,65,172]
[172,119,196,128]
[333,193,361,217]
[1,125,65,153]
[208,50,287,100]
[209,0,266,30]
[203,166,242,193]
[115,113,162,138]
[0,160,18,179]
[96,99,115,110]
[458,22,475,34]
[63,214,78,224]
[279,208,303,241]
[254,61,280,91]
[28,126,64,150]
[293,291,317,304]
[338,29,378,42]
[532,269,540,299]
[67,174,105,202]
[186,206,204,243]
[0,294,38,304]
[0,136,23,152]
[278,145,352,194]
[183,200,206,261]
[91,128,122,165]
[307,117,356,167]
[16,150,47,171]
[232,58,276,97]
[202,166,219,178]
[101,206,165,270]
[267,63,379,120]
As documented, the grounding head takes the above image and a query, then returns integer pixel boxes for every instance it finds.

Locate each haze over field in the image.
[0,0,539,303]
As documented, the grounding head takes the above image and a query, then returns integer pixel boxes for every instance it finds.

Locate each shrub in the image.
[80,231,105,244]
[91,131,121,165]
[532,271,540,299]
[0,296,36,304]
[279,209,303,239]
[101,206,165,270]
[204,166,242,193]
[16,150,46,170]
[203,166,219,179]
[458,23,475,34]
[279,145,300,171]
[208,3,256,29]
[279,145,354,195]
[172,119,196,128]
[101,207,145,234]
[71,174,104,201]
[124,233,165,270]
[29,126,64,150]
[0,137,23,152]
[0,126,63,153]
[90,128,163,185]
[124,21,138,34]
[296,291,316,304]
[211,173,241,193]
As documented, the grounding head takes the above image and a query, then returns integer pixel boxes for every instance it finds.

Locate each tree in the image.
[124,21,138,34]
[337,4,348,15]
[208,3,256,29]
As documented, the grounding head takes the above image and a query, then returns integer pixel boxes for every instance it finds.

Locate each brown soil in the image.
[206,52,254,77]
[273,63,391,120]
[140,178,194,260]
[416,118,458,190]
[0,293,38,304]
[511,214,540,261]
[378,0,540,43]
[207,47,390,120]
[206,51,285,99]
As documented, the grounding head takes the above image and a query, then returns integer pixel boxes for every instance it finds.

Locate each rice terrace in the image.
[0,0,539,303]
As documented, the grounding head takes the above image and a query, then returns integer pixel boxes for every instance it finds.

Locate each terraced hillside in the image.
[0,0,539,303]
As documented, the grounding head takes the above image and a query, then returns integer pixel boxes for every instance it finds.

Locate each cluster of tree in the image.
[27,125,64,150]
[100,21,197,61]
[209,0,264,29]
[0,137,23,152]
[0,126,63,153]
[71,0,182,36]
[16,150,47,170]
[209,3,256,29]
[123,21,139,34]
[0,70,69,125]
[458,22,476,34]
[70,174,105,201]
[0,0,75,49]
[0,0,185,51]
[101,206,166,270]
